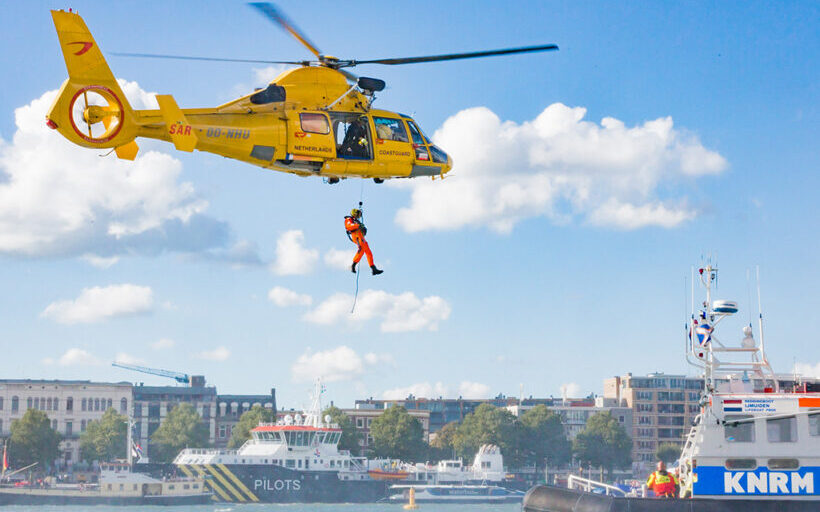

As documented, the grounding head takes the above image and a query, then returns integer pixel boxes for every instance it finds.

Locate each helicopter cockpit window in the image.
[407,121,426,146]
[300,113,330,135]
[250,84,286,105]
[330,113,371,160]
[373,117,409,143]
[430,145,448,164]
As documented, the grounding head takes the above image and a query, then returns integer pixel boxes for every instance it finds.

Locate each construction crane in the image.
[112,361,191,385]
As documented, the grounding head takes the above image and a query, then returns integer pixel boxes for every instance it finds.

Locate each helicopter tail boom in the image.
[46,10,139,158]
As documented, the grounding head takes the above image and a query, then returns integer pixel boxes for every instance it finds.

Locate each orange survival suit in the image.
[646,467,678,498]
[345,209,383,275]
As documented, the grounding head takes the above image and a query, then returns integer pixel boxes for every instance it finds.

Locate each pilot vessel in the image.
[173,383,390,503]
[524,264,820,511]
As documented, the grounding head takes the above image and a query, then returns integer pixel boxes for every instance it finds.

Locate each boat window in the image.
[300,113,330,134]
[316,432,325,444]
[724,415,755,442]
[330,460,335,468]
[725,459,757,470]
[298,459,303,468]
[407,121,426,145]
[809,413,820,436]
[768,458,799,469]
[373,117,409,142]
[767,416,797,442]
[286,459,295,468]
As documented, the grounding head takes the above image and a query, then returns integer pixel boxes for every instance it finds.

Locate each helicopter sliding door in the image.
[406,119,447,177]
[371,115,414,177]
[286,111,336,161]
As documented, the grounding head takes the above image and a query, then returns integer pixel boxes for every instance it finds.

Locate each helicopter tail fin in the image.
[46,10,139,158]
[155,95,199,152]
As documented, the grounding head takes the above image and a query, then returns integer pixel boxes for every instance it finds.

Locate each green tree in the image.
[150,403,210,463]
[572,411,632,479]
[454,404,524,466]
[428,421,459,461]
[79,408,127,462]
[655,442,681,464]
[521,405,571,474]
[228,405,275,449]
[9,409,61,469]
[370,406,427,462]
[324,406,361,455]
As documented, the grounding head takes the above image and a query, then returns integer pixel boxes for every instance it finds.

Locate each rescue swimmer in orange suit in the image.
[345,208,383,275]
[646,461,678,498]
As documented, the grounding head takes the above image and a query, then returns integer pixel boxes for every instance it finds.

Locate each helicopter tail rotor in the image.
[47,9,139,158]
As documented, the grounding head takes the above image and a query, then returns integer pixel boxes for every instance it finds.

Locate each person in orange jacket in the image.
[345,208,383,275]
[646,461,678,498]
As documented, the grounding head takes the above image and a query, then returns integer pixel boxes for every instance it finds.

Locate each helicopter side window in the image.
[373,117,409,143]
[330,113,371,159]
[300,113,330,134]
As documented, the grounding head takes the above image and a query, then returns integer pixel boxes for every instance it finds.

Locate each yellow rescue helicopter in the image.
[45,4,558,184]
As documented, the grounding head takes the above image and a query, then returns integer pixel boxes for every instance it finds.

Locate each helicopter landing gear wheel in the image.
[373,178,384,184]
[327,177,340,184]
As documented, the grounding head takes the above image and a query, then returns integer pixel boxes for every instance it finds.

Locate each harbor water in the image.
[0,504,520,512]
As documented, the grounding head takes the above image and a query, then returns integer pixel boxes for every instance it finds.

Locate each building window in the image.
[54,398,59,411]
[11,396,18,413]
[34,397,40,410]
[134,404,142,417]
[357,418,364,428]
[65,421,73,437]
[27,397,33,410]
[767,416,797,442]
[0,419,3,434]
[81,419,87,432]
[120,398,128,414]
[82,398,87,411]
[202,405,210,419]
[95,398,101,411]
[0,397,3,410]
[107,399,113,410]
[66,397,73,411]
[219,425,227,438]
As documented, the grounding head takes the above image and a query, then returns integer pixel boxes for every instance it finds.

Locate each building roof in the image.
[0,379,131,387]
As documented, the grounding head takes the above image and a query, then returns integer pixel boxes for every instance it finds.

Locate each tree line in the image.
[4,402,635,477]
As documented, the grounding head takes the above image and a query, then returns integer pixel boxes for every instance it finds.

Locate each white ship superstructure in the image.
[676,264,820,499]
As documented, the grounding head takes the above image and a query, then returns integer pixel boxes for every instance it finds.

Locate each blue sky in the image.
[0,1,818,409]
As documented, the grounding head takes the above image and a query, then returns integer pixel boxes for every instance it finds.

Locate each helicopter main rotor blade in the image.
[249,2,322,60]
[344,44,559,67]
[111,52,307,66]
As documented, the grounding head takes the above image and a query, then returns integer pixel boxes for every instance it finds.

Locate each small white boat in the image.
[389,484,525,503]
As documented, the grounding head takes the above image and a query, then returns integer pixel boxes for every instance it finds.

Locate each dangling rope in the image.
[351,180,366,314]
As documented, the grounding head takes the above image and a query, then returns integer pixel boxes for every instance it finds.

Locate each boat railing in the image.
[174,448,237,461]
[567,475,629,497]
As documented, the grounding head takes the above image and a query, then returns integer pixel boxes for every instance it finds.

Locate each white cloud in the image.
[382,382,449,400]
[303,290,451,332]
[291,346,364,383]
[0,82,230,258]
[794,361,820,378]
[81,254,120,269]
[364,352,395,365]
[114,352,145,365]
[268,286,313,307]
[41,284,153,324]
[391,104,726,232]
[150,338,175,350]
[197,346,231,361]
[459,381,491,398]
[270,230,319,275]
[324,247,356,270]
[43,348,102,367]
[560,382,583,398]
